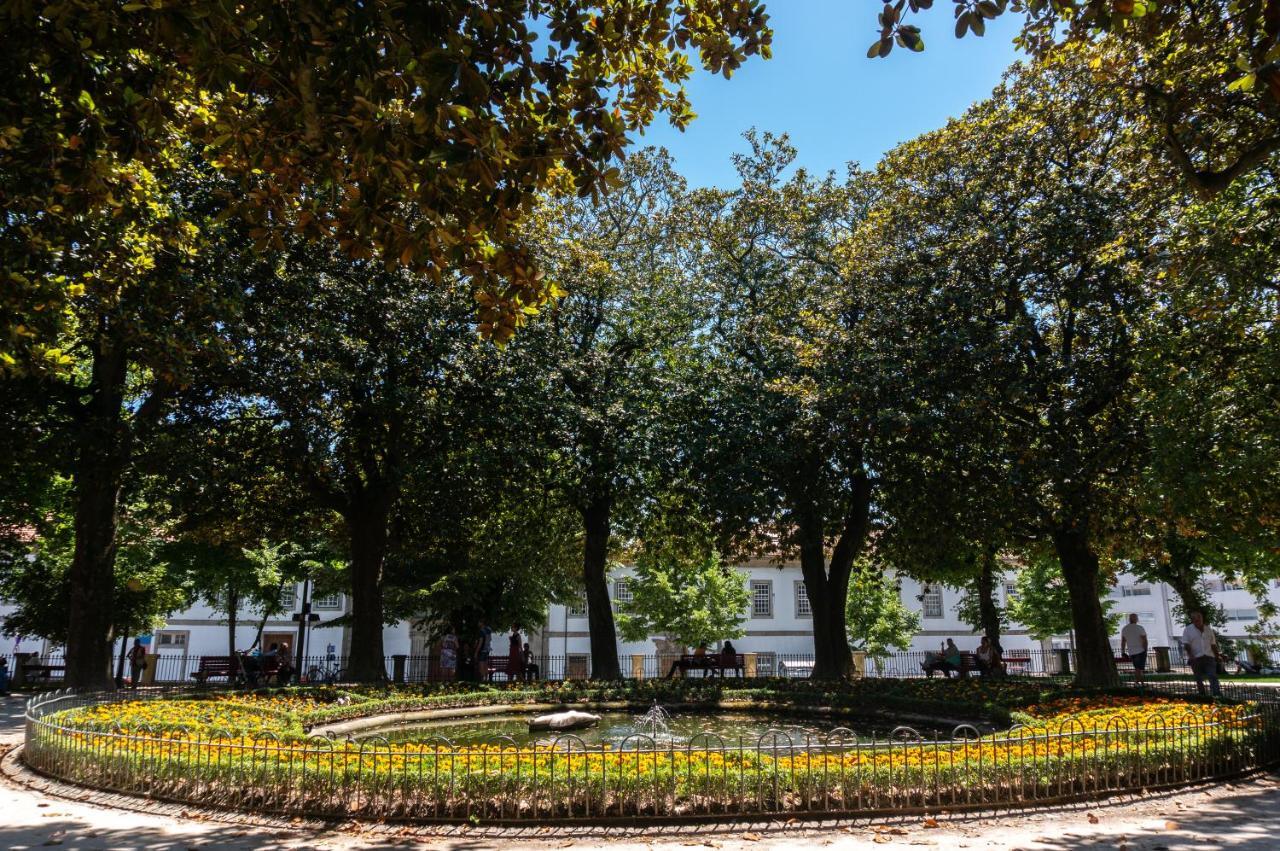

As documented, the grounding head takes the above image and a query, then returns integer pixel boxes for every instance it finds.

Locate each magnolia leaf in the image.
[1227,73,1256,93]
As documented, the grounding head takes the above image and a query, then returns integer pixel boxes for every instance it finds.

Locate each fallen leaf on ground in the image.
[742,833,762,841]
[1164,821,1180,830]
[1087,813,1099,824]
[923,817,939,828]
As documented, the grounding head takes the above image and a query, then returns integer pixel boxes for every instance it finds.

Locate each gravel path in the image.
[5,693,1280,850]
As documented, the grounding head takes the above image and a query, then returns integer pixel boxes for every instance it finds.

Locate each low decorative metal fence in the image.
[22,684,1280,824]
[1,646,1216,689]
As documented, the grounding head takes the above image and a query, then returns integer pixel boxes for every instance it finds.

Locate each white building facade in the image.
[4,564,1277,680]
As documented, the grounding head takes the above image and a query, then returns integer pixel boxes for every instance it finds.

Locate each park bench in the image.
[923,652,987,678]
[191,655,240,684]
[485,656,536,682]
[484,656,518,681]
[21,662,65,684]
[1003,649,1031,675]
[673,653,745,678]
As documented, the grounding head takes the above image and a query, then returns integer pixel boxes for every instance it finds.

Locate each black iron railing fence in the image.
[21,681,1280,823]
[4,647,1213,687]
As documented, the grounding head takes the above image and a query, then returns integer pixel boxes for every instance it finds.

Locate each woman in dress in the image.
[440,630,458,680]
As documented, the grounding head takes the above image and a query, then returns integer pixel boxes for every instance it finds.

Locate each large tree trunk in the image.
[226,585,240,657]
[581,495,621,680]
[975,548,1003,651]
[802,475,873,681]
[1053,525,1119,687]
[800,541,852,680]
[345,494,391,682]
[65,343,129,689]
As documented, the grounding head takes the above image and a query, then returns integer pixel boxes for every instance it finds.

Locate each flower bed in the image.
[23,681,1280,823]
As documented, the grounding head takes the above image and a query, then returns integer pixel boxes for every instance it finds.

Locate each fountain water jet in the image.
[636,700,672,740]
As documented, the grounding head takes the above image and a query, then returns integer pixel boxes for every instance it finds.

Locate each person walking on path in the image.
[0,657,9,696]
[127,639,147,690]
[1182,611,1222,697]
[1121,614,1149,687]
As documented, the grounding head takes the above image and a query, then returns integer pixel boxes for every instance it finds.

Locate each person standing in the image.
[0,657,10,696]
[474,622,493,678]
[1120,614,1149,687]
[127,639,147,690]
[507,626,523,682]
[439,631,458,681]
[1181,611,1221,698]
[522,642,539,681]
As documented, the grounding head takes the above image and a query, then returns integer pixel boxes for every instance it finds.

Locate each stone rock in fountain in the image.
[528,710,602,732]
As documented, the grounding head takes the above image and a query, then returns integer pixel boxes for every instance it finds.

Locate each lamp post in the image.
[291,576,320,683]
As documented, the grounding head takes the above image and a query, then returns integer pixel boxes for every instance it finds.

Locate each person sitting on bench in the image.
[665,643,708,678]
[975,636,1002,677]
[720,640,738,673]
[923,639,962,678]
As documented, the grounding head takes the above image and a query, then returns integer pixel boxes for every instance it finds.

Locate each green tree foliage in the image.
[0,476,185,645]
[208,253,481,681]
[388,434,582,676]
[0,161,240,685]
[617,551,749,650]
[867,1,1280,195]
[1007,553,1120,643]
[512,150,703,679]
[1,1,771,346]
[1126,176,1280,617]
[854,49,1166,686]
[844,563,921,662]
[616,499,749,649]
[688,132,887,679]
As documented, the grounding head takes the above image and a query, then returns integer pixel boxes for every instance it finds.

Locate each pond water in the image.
[364,710,950,749]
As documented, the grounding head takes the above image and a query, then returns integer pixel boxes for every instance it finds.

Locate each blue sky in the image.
[636,1,1023,188]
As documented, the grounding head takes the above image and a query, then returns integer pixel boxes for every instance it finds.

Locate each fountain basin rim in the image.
[309,699,992,739]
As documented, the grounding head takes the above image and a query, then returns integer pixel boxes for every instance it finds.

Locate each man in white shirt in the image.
[1180,611,1221,697]
[1120,614,1148,686]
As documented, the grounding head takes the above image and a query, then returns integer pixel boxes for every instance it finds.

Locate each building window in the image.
[279,584,297,610]
[750,580,773,618]
[1226,608,1258,622]
[155,631,188,649]
[312,593,342,610]
[612,579,632,610]
[922,588,943,619]
[566,596,587,617]
[1120,585,1152,597]
[1003,583,1018,605]
[1206,579,1244,593]
[794,581,812,618]
[1136,611,1156,624]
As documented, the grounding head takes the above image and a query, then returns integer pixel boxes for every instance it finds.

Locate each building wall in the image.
[4,567,1278,672]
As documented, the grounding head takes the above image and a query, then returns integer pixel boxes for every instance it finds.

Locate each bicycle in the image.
[305,658,345,684]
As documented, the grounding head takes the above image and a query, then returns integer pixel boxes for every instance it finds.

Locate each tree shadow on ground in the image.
[0,818,516,851]
[1014,776,1280,850]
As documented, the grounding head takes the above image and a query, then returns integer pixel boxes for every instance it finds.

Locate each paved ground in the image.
[5,692,1280,850]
